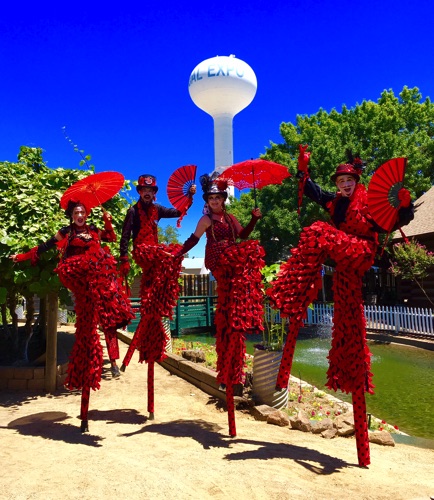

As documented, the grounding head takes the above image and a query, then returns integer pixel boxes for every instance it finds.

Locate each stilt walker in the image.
[11,172,134,432]
[119,169,196,419]
[268,146,414,466]
[174,175,265,437]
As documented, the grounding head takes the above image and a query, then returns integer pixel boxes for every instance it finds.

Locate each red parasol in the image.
[217,159,291,207]
[367,157,408,232]
[167,165,197,227]
[60,171,124,212]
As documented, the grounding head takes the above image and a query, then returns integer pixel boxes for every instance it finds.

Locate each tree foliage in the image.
[230,87,434,264]
[389,239,434,307]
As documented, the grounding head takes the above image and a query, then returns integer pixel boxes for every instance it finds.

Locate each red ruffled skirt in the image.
[212,240,265,386]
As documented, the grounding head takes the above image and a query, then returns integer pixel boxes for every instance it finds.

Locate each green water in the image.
[176,331,434,441]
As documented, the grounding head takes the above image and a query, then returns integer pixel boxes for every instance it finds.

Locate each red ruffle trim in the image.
[212,240,265,386]
[57,246,133,391]
[131,243,183,363]
[268,221,375,395]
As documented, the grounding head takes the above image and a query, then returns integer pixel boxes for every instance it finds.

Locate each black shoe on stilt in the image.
[120,364,126,372]
[80,420,89,433]
[111,365,121,378]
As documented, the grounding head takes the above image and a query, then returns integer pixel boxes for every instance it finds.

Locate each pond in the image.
[175,329,434,442]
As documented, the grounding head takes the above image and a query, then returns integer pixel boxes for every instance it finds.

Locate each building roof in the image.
[393,185,434,240]
[181,257,209,274]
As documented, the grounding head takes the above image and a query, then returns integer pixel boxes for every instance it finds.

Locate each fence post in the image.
[175,299,180,336]
[45,291,58,393]
[206,296,212,328]
[394,307,400,333]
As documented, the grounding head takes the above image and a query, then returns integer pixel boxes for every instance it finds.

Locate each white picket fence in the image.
[268,303,434,337]
[363,305,434,336]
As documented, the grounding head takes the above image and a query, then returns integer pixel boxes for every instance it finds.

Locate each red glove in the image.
[298,144,311,172]
[239,210,262,239]
[102,211,114,230]
[398,188,411,208]
[101,212,116,242]
[13,247,39,266]
[119,256,130,276]
[173,233,199,258]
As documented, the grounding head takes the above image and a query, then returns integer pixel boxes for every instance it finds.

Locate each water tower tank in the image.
[188,55,257,174]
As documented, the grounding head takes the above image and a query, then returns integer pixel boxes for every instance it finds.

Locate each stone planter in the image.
[252,349,288,409]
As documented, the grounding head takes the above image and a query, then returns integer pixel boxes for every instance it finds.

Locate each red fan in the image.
[367,157,407,232]
[60,171,124,212]
[167,164,197,227]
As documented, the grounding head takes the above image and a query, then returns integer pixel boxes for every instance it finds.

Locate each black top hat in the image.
[137,174,158,193]
[200,174,228,201]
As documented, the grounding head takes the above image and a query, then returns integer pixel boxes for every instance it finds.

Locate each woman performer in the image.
[11,200,134,432]
[173,175,265,437]
[267,145,414,466]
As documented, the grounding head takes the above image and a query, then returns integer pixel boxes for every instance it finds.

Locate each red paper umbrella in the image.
[367,157,407,232]
[167,164,197,227]
[60,171,124,211]
[217,159,291,207]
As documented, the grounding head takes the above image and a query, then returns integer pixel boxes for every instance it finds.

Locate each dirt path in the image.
[0,337,433,500]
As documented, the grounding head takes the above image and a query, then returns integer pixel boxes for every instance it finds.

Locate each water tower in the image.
[188,55,257,194]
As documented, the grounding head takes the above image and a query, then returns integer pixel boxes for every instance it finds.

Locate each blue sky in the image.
[1,0,433,258]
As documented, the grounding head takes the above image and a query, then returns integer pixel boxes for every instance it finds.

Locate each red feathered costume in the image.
[56,227,134,392]
[14,209,135,432]
[119,185,188,417]
[268,154,414,467]
[176,197,265,437]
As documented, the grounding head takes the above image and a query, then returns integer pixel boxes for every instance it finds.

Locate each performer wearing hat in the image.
[118,173,195,417]
[11,200,134,432]
[267,145,414,467]
[173,174,265,437]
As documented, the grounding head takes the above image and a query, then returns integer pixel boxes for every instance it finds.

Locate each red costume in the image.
[267,151,414,466]
[14,204,134,432]
[56,224,134,392]
[119,173,190,418]
[176,176,264,436]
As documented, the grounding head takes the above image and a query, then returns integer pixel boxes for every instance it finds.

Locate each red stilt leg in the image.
[148,361,155,420]
[120,329,140,371]
[276,318,303,389]
[226,383,236,437]
[352,387,370,467]
[80,384,90,432]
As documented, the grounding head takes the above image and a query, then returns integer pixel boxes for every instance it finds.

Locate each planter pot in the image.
[252,349,288,409]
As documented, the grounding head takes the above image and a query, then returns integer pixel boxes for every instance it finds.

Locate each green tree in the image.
[230,87,434,263]
[389,239,434,307]
[158,225,180,245]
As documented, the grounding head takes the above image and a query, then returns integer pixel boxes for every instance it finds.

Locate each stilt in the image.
[352,387,371,467]
[80,384,90,433]
[226,383,236,437]
[120,331,140,371]
[148,361,155,420]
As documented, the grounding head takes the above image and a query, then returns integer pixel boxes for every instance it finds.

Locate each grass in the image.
[171,337,401,434]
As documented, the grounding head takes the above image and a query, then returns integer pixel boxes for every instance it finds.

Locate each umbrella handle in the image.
[251,165,258,208]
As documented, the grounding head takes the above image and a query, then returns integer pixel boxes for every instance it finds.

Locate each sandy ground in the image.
[1,335,433,500]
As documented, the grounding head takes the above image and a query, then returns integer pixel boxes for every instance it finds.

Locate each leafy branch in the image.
[61,126,94,171]
[389,239,434,307]
[261,263,286,351]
